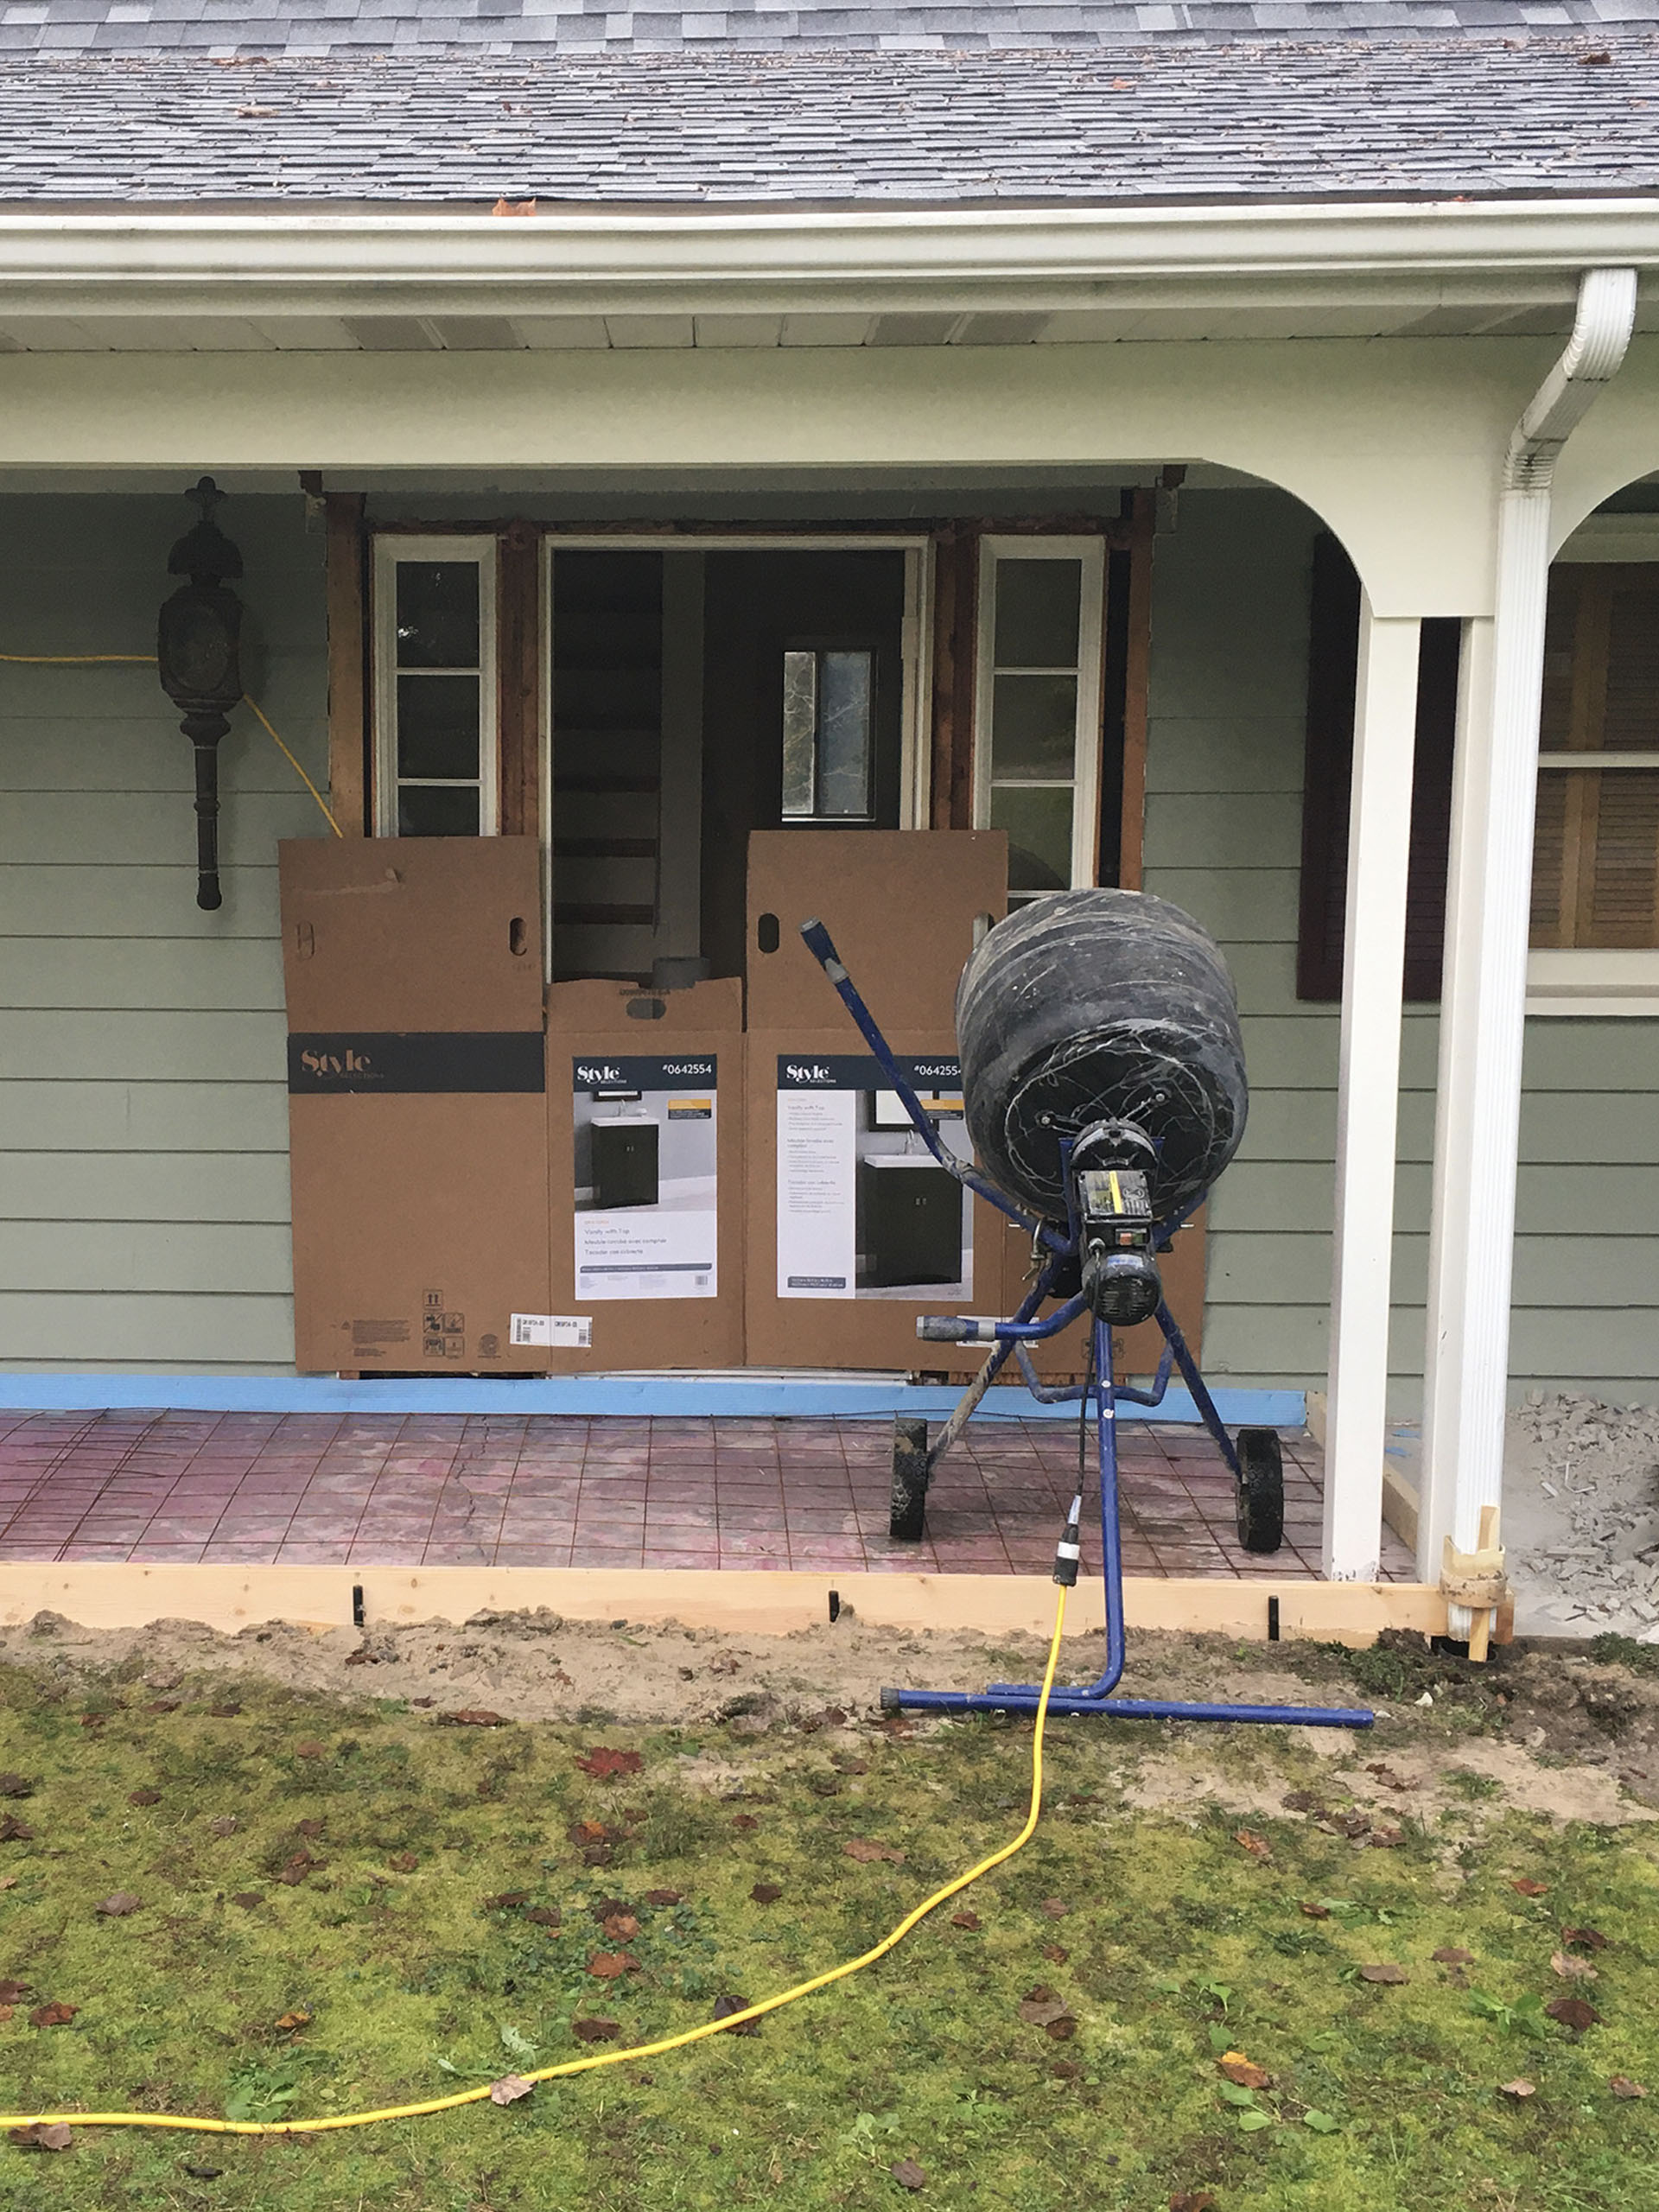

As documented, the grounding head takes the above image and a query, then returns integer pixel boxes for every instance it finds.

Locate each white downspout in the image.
[1419,265,1637,1628]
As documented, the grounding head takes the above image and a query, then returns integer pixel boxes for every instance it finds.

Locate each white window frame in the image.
[372,532,499,839]
[971,535,1107,899]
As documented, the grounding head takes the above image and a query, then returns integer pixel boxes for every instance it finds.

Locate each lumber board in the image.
[0,1564,1450,1647]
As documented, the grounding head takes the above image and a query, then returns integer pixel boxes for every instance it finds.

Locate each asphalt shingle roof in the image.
[0,38,1655,203]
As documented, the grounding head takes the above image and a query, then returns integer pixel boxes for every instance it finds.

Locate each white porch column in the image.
[1321,604,1421,1582]
[1419,270,1637,1622]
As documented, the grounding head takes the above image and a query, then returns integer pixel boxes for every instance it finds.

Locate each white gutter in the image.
[1420,264,1638,1627]
[0,200,1654,316]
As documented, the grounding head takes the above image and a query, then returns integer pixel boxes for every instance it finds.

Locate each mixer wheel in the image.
[890,1415,931,1541]
[1234,1427,1284,1554]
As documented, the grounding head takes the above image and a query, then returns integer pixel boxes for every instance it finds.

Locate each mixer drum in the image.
[955,888,1248,1225]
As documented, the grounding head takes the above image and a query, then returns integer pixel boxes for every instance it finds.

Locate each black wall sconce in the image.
[158,476,245,912]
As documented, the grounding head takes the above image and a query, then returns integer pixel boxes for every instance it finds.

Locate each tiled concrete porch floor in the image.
[0,1410,1414,1579]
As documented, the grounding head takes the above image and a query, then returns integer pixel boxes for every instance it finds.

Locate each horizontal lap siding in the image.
[1145,488,1659,1404]
[0,494,327,1372]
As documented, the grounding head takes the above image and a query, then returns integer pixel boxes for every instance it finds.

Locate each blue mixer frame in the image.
[799,918,1373,1731]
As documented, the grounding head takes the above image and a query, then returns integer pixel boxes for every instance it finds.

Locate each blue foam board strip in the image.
[0,1373,1306,1427]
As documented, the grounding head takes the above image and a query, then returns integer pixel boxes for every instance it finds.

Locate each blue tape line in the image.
[0,1374,1306,1427]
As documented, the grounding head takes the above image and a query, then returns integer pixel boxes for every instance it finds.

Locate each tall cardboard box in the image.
[543,979,746,1372]
[280,838,551,1374]
[743,830,1007,1374]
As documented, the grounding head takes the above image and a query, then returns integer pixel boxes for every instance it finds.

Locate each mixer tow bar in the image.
[798,906,1372,1732]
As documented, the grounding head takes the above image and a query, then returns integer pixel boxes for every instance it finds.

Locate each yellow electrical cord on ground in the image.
[0,1587,1068,2139]
[0,652,343,836]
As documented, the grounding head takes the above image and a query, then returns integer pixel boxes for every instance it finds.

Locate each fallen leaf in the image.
[749,1885,781,1907]
[489,2074,534,2105]
[575,1747,641,1778]
[28,2002,77,2028]
[1580,46,1612,61]
[1498,2078,1537,2099]
[444,1711,505,1729]
[1561,1924,1608,1951]
[1545,1996,1600,2031]
[231,1893,264,1910]
[1169,2196,1217,2212]
[295,1819,324,1840]
[1233,1829,1271,1859]
[1039,1897,1071,1918]
[1358,1963,1409,1984]
[843,1839,906,1864]
[412,1697,435,1709]
[0,1878,15,1892]
[1433,1948,1474,1965]
[1611,2075,1648,2099]
[1551,1950,1599,1982]
[1300,1901,1332,1920]
[1042,1944,1069,1965]
[568,1821,611,1847]
[209,1705,242,1719]
[276,1853,320,1886]
[644,1889,683,1907]
[293,1740,325,1759]
[587,1952,639,1980]
[527,1906,561,1929]
[1319,1811,1371,1840]
[731,1814,759,1832]
[9,2120,72,2151]
[493,197,537,216]
[208,1816,238,1838]
[485,1891,531,1912]
[95,1893,141,1918]
[571,2018,620,2043]
[182,2164,223,2179]
[146,1700,181,1715]
[1218,2053,1272,2089]
[830,1754,869,1775]
[950,1910,981,1931]
[275,2010,310,2031]
[0,1980,29,2005]
[1016,1986,1073,2029]
[1367,1827,1405,1850]
[711,1994,760,2037]
[0,1817,35,1843]
[891,2158,927,2190]
[388,1853,417,1873]
[590,1897,632,1922]
[0,1777,32,1801]
[1281,1789,1322,1813]
[0,2007,13,2023]
[1510,1878,1549,1898]
[128,1789,162,1808]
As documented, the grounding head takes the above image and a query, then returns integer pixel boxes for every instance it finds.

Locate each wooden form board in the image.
[0,1563,1455,1648]
[546,978,746,1371]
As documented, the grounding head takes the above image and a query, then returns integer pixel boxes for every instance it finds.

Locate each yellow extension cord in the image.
[0,652,343,837]
[0,1587,1068,2139]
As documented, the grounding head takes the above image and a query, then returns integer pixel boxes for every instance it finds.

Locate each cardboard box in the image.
[746,829,1007,1033]
[280,838,551,1376]
[745,1029,1002,1376]
[543,978,746,1372]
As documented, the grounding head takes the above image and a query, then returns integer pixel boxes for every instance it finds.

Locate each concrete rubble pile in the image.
[1506,1392,1659,1639]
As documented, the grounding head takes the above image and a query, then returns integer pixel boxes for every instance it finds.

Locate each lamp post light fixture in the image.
[158,475,245,912]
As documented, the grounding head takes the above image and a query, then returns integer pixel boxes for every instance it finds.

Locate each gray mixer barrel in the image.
[955,888,1248,1226]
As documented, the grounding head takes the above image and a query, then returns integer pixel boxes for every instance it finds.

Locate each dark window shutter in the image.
[1296,534,1461,1004]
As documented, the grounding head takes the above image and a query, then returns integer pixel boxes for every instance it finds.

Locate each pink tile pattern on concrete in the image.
[0,1408,1413,1580]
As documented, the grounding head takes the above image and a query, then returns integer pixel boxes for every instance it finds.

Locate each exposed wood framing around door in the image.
[497,519,541,841]
[324,491,369,836]
[929,524,980,830]
[1117,487,1155,892]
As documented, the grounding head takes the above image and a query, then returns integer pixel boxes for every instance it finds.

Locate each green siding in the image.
[0,493,327,1372]
[1144,488,1659,1404]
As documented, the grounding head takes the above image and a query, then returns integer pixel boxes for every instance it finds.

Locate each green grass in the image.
[0,1661,1656,2209]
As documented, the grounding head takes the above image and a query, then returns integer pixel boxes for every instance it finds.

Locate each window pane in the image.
[397,673,480,779]
[397,784,480,837]
[396,562,480,670]
[990,785,1073,893]
[817,650,874,817]
[1589,768,1659,944]
[994,558,1082,669]
[990,672,1079,779]
[781,649,817,817]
